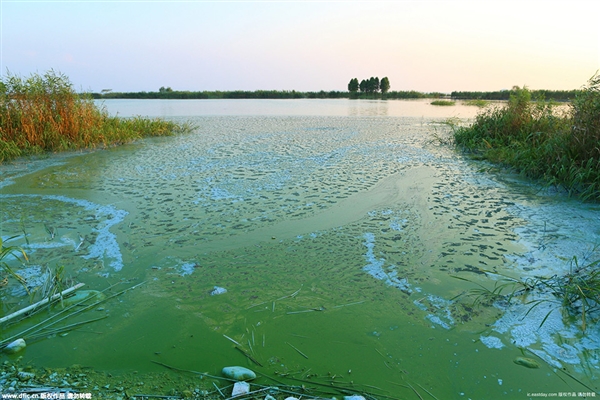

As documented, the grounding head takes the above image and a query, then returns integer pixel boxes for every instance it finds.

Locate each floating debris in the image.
[210,286,227,296]
[513,356,540,369]
[231,381,250,396]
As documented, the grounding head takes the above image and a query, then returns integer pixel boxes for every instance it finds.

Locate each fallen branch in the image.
[284,376,400,400]
[235,346,263,367]
[213,382,226,398]
[223,334,242,347]
[247,285,302,310]
[286,342,308,359]
[150,360,230,381]
[25,315,109,342]
[415,383,439,400]
[406,382,423,400]
[277,285,302,301]
[0,283,85,325]
[0,281,143,348]
[224,386,270,400]
[286,307,324,314]
[332,300,365,308]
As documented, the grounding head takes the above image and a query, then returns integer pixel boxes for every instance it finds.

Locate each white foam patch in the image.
[180,262,196,276]
[427,314,452,329]
[364,233,457,329]
[506,202,600,278]
[25,241,69,249]
[11,265,49,296]
[362,232,413,294]
[0,194,127,271]
[490,296,600,370]
[483,200,600,369]
[480,335,505,349]
[390,218,408,232]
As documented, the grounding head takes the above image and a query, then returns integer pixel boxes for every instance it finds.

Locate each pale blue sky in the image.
[2,0,599,93]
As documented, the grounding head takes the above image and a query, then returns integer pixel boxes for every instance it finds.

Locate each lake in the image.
[1,99,598,399]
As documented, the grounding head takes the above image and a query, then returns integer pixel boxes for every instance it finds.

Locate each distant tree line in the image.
[90,86,579,102]
[94,88,365,100]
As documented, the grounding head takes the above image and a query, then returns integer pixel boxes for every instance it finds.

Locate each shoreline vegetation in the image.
[93,75,580,102]
[452,73,600,337]
[93,87,579,101]
[453,72,600,202]
[0,70,191,163]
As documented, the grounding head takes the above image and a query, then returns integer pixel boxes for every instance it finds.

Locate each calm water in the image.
[1,99,599,399]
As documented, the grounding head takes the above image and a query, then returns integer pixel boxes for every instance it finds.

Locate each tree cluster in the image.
[348,77,390,95]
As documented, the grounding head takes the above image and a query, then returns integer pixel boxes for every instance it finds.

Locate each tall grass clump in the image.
[430,100,456,106]
[454,73,600,201]
[0,70,190,162]
[0,236,28,291]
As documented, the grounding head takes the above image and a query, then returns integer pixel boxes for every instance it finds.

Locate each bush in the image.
[430,100,455,106]
[570,73,600,164]
[0,70,189,162]
[452,80,600,199]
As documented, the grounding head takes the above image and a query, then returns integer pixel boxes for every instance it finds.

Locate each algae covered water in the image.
[1,99,599,399]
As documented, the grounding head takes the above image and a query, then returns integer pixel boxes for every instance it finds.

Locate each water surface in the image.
[1,99,598,398]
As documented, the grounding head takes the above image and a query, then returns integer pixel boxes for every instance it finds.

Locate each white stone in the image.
[344,396,366,400]
[222,366,256,381]
[3,338,26,354]
[231,381,250,396]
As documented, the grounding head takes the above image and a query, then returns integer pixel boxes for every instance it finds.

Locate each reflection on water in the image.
[1,100,599,398]
[97,98,481,119]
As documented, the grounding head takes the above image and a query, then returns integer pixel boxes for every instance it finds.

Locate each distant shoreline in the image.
[90,88,579,102]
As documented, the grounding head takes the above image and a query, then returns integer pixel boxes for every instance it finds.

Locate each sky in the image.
[1,0,599,93]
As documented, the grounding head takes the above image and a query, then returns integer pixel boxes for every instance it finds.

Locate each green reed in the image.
[0,236,28,291]
[453,73,600,201]
[0,70,191,162]
[430,100,456,106]
[533,256,600,331]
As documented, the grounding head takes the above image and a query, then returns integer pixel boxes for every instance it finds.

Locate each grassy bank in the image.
[453,73,600,201]
[0,70,190,163]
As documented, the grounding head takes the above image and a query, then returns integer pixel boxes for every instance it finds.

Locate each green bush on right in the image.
[453,72,600,201]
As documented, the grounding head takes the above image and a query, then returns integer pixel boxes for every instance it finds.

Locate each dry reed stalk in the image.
[0,282,85,324]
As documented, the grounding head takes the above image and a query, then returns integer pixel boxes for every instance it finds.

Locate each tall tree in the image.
[359,79,367,93]
[365,77,379,94]
[348,78,359,93]
[380,77,390,94]
[372,77,380,93]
